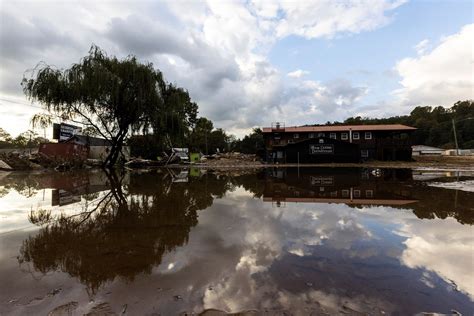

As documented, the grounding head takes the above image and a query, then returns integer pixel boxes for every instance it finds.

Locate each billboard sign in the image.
[53,123,82,142]
[309,144,334,154]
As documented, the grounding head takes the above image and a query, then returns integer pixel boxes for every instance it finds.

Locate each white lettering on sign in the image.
[310,176,334,186]
[309,144,334,154]
[59,124,82,141]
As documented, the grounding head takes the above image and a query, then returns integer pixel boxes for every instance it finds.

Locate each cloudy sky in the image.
[0,0,473,137]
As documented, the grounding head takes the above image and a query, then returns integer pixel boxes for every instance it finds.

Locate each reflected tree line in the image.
[6,169,471,292]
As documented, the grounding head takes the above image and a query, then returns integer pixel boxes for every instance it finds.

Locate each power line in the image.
[0,97,44,110]
[0,97,87,126]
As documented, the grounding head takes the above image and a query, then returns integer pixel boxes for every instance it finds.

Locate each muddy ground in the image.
[168,155,474,171]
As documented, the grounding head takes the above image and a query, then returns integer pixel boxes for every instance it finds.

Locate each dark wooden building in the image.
[263,123,416,163]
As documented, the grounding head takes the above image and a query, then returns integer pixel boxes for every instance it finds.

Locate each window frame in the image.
[361,149,369,158]
[293,133,299,139]
[341,132,348,140]
[330,132,337,139]
[364,132,372,140]
[309,133,315,138]
[353,132,360,140]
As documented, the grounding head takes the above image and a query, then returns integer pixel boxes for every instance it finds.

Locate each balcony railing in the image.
[271,122,285,131]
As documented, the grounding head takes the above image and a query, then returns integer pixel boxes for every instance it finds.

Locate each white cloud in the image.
[287,69,310,78]
[270,79,368,127]
[394,24,474,107]
[273,0,406,39]
[414,39,430,55]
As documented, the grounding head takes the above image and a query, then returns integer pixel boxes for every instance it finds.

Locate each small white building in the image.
[68,135,130,161]
[411,145,444,156]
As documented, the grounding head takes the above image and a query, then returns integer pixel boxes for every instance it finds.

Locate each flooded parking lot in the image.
[0,167,473,315]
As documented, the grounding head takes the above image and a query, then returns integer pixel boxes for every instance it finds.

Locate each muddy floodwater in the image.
[0,167,473,315]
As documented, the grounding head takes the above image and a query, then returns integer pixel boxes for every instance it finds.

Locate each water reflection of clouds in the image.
[0,189,50,234]
[196,193,377,312]
[177,188,472,313]
[399,217,474,299]
[0,187,111,234]
[348,204,474,299]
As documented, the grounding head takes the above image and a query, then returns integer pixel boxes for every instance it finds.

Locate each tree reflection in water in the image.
[18,169,234,293]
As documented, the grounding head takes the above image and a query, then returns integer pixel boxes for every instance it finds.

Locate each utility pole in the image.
[452,117,473,156]
[452,119,459,156]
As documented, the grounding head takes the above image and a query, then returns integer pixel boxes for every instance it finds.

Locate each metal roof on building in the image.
[411,145,444,151]
[262,124,416,133]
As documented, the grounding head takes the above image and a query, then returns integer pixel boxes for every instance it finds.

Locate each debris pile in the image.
[0,152,43,171]
[0,152,85,171]
[125,158,166,168]
[125,150,183,168]
[199,152,262,167]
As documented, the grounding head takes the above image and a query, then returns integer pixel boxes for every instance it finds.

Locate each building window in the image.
[288,139,294,144]
[342,189,349,197]
[309,133,315,138]
[366,190,373,198]
[330,133,336,139]
[294,133,299,139]
[317,132,325,137]
[341,133,348,140]
[365,132,372,140]
[361,149,369,158]
[353,132,360,140]
[354,190,360,198]
[330,191,337,197]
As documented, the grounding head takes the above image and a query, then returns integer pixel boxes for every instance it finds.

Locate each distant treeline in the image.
[0,129,48,149]
[320,100,474,149]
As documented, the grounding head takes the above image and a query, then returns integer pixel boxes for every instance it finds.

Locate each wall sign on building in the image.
[310,176,334,186]
[309,144,334,155]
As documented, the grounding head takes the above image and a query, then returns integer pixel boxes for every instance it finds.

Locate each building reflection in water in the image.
[263,167,473,225]
[263,167,417,207]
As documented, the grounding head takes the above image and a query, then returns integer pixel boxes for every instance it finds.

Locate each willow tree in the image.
[30,113,53,138]
[153,83,198,148]
[22,45,164,167]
